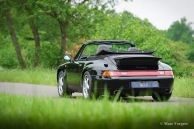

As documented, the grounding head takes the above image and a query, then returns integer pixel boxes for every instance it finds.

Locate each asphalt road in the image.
[0,82,82,97]
[0,82,194,103]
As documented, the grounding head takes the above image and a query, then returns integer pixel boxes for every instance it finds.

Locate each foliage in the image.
[0,38,61,68]
[188,50,194,61]
[0,38,18,68]
[40,42,61,68]
[0,0,125,68]
[187,44,194,62]
[166,17,194,44]
[36,0,122,57]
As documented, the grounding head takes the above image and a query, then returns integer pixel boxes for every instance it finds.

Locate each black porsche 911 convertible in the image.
[57,40,174,101]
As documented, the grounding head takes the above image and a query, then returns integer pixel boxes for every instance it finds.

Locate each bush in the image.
[0,38,19,68]
[0,39,61,68]
[187,48,194,62]
[41,42,61,68]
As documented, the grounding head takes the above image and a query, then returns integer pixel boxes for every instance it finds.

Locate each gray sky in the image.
[115,0,194,30]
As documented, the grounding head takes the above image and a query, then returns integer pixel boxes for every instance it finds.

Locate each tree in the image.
[0,0,26,68]
[166,18,194,43]
[21,0,41,67]
[36,0,124,60]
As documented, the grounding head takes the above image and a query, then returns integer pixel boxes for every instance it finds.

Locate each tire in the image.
[82,71,93,99]
[152,92,172,101]
[57,71,71,97]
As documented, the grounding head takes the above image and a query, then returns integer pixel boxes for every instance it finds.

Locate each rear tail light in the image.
[102,71,112,77]
[164,71,174,76]
[102,70,174,77]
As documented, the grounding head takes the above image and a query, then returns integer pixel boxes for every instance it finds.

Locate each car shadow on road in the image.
[69,93,155,103]
[122,96,154,102]
[66,92,189,103]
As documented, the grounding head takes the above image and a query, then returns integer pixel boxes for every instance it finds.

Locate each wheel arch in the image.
[57,65,66,81]
[81,68,98,80]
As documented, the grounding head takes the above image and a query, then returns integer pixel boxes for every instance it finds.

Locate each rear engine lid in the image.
[109,55,161,70]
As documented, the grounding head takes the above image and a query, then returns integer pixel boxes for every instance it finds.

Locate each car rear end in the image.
[92,54,174,97]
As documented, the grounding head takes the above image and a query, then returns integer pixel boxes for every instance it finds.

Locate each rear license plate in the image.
[131,81,159,88]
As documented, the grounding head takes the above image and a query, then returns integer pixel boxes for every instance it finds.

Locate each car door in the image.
[66,58,85,91]
[66,43,96,91]
[65,62,79,87]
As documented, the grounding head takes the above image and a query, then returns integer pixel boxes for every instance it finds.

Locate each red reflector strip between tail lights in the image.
[102,71,173,77]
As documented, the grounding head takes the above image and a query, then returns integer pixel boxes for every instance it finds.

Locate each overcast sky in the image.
[115,0,194,30]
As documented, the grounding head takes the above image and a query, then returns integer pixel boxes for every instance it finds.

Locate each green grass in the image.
[173,77,194,98]
[0,68,56,85]
[0,68,194,97]
[0,94,194,129]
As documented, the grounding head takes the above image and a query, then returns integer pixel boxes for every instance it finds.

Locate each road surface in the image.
[0,82,194,103]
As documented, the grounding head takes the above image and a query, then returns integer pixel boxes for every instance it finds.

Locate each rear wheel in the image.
[152,92,172,101]
[57,71,71,97]
[82,71,93,99]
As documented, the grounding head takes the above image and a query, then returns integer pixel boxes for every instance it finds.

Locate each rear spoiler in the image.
[96,50,155,56]
[114,56,161,61]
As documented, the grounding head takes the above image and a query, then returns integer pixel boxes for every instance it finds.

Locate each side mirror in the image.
[64,55,72,62]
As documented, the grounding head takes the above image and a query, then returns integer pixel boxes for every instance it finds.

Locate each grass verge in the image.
[0,94,194,129]
[173,77,194,97]
[0,68,56,85]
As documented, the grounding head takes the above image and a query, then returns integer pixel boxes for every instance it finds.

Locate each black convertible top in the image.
[75,40,155,60]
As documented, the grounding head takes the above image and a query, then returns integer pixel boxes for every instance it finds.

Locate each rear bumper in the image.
[92,76,174,96]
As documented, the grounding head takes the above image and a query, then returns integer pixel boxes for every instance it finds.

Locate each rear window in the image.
[80,43,133,58]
